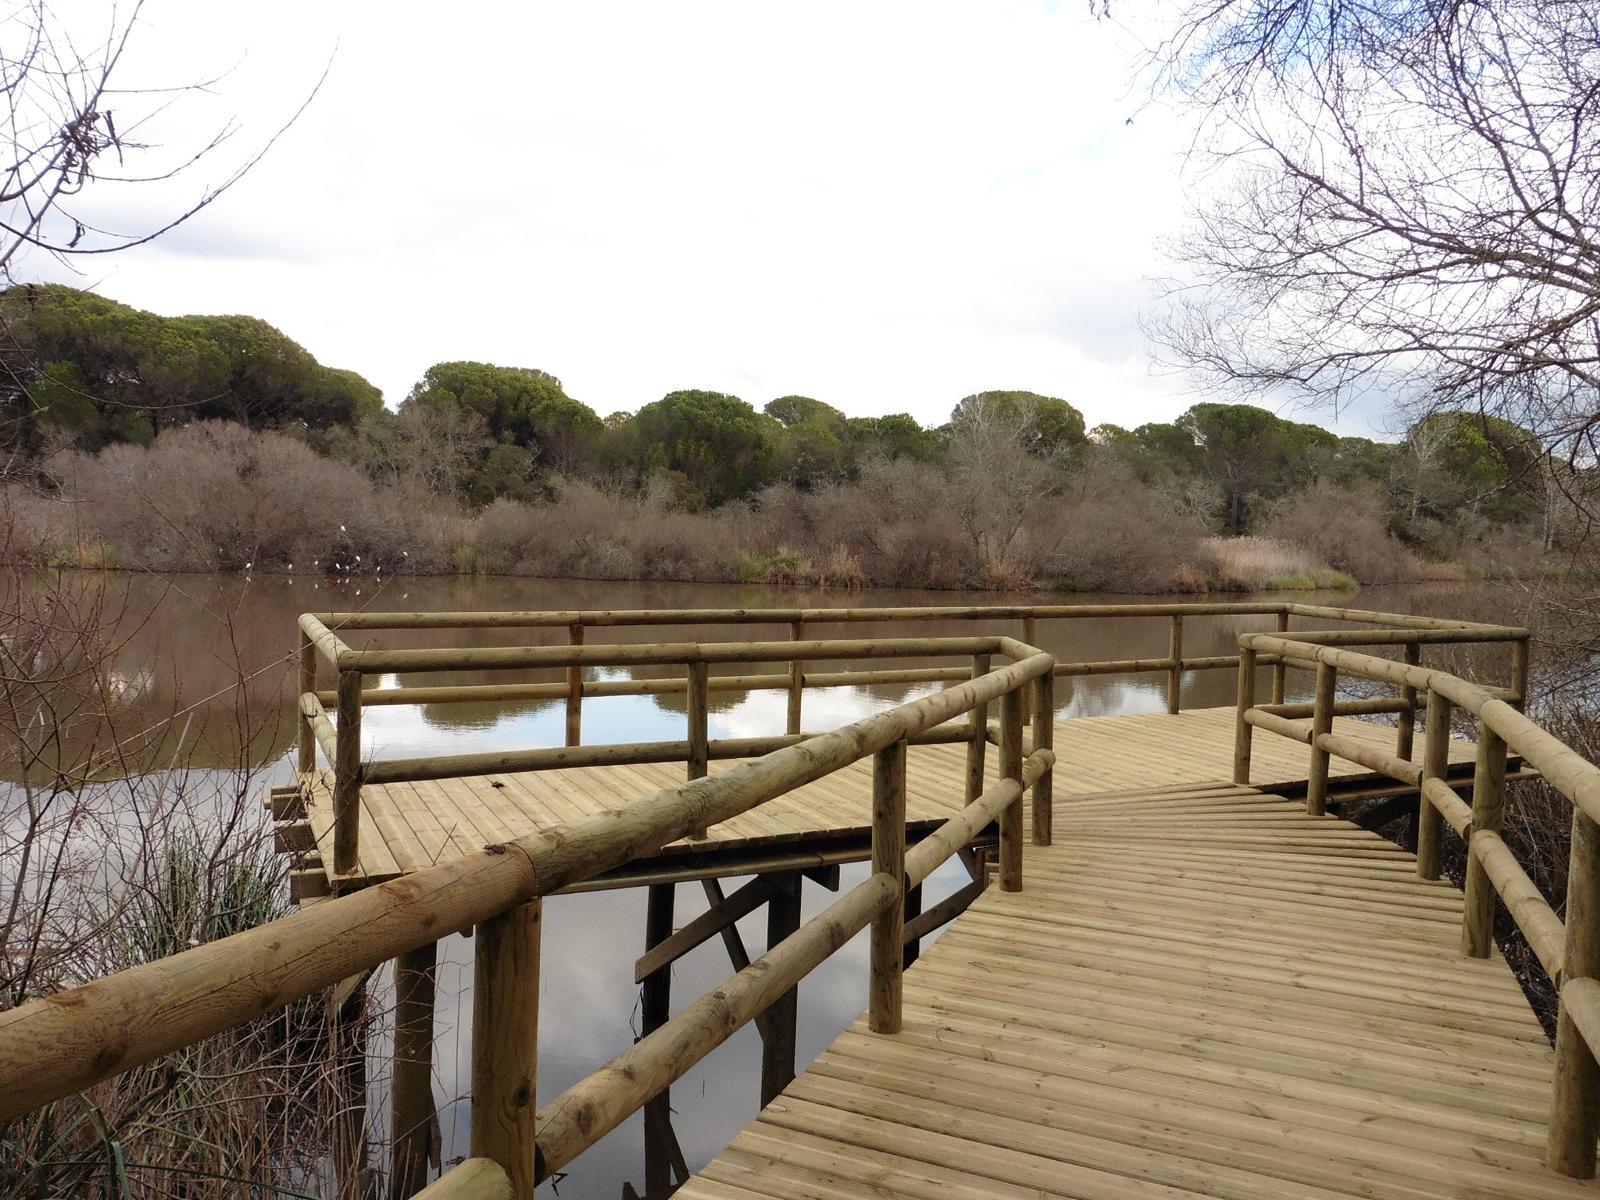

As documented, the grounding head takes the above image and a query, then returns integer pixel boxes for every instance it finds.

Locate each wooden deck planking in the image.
[677,784,1591,1200]
[299,706,1477,886]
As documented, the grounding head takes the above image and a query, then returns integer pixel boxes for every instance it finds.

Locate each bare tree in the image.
[0,0,319,278]
[1145,1,1600,476]
[946,396,1061,581]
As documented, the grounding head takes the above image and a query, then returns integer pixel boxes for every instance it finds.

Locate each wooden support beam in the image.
[333,668,364,878]
[902,877,985,943]
[1271,609,1290,704]
[965,653,991,805]
[787,620,804,735]
[760,872,802,1106]
[298,630,318,775]
[1396,641,1420,761]
[1167,615,1183,715]
[1305,661,1337,816]
[699,878,752,972]
[998,687,1024,893]
[1233,647,1257,785]
[390,940,437,1200]
[634,876,774,983]
[870,740,907,1035]
[641,883,674,1198]
[331,976,373,1200]
[275,820,315,853]
[472,901,540,1200]
[1031,670,1054,846]
[1550,808,1600,1177]
[565,624,583,747]
[1417,690,1452,881]
[902,883,923,968]
[802,863,841,891]
[1462,720,1509,958]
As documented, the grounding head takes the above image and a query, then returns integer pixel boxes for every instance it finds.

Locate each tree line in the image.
[0,284,1569,566]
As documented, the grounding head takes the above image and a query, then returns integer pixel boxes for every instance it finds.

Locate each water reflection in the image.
[2,571,1542,1197]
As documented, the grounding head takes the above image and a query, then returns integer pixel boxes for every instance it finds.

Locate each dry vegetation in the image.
[4,420,1522,595]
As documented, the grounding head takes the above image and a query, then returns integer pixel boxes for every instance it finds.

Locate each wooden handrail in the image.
[0,647,1055,1129]
[1232,627,1600,1178]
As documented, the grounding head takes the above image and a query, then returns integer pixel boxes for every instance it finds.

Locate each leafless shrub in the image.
[1264,483,1420,583]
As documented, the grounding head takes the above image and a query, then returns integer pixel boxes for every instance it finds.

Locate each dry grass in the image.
[1206,536,1358,591]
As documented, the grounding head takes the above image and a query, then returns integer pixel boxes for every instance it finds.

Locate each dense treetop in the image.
[0,285,1549,540]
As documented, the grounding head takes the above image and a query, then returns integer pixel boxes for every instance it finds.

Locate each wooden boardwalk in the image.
[679,781,1591,1200]
[299,706,1477,888]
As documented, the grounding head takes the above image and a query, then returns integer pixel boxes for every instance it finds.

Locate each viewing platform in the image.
[18,600,1600,1200]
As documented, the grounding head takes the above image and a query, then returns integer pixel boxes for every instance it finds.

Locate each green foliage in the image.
[632,389,780,507]
[1406,410,1541,523]
[0,284,382,455]
[404,360,602,474]
[952,390,1088,456]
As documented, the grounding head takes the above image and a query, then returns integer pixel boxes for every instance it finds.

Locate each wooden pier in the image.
[14,601,1600,1200]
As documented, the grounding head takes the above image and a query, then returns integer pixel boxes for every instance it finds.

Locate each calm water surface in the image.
[41,572,1533,1197]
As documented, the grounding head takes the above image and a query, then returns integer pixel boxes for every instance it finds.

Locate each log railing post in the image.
[1396,642,1420,761]
[297,630,317,775]
[1271,609,1290,704]
[565,624,583,748]
[1167,615,1183,715]
[1305,661,1337,816]
[687,660,710,839]
[1416,689,1451,882]
[390,940,438,1200]
[998,684,1024,893]
[965,653,991,805]
[786,621,804,735]
[1232,647,1257,786]
[472,900,541,1200]
[1461,720,1508,958]
[869,739,907,1034]
[333,668,364,878]
[1548,808,1600,1177]
[1031,670,1054,846]
[1512,635,1531,710]
[1022,614,1038,651]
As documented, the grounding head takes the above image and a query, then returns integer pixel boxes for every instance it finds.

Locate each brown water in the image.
[14,571,1536,1197]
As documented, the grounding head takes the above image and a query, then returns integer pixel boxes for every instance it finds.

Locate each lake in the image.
[6,571,1538,1197]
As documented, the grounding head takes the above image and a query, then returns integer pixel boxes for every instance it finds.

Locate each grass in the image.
[1207,536,1359,592]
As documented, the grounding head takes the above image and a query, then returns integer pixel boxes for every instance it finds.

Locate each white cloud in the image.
[30,0,1355,436]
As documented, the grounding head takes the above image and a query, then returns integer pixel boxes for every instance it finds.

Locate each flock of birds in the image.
[238,523,409,595]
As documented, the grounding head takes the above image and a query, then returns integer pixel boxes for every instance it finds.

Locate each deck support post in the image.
[870,739,907,1035]
[760,872,802,1106]
[1031,670,1054,846]
[1232,647,1257,786]
[642,883,676,1195]
[331,978,373,1200]
[1461,720,1508,958]
[472,901,540,1200]
[902,883,923,968]
[1396,642,1420,761]
[965,653,991,805]
[390,940,437,1200]
[1416,690,1452,881]
[999,685,1024,892]
[687,660,710,838]
[1305,662,1337,816]
[297,630,317,775]
[333,668,364,878]
[565,624,583,747]
[1271,610,1290,704]
[1167,615,1183,715]
[787,621,804,735]
[1548,808,1600,1177]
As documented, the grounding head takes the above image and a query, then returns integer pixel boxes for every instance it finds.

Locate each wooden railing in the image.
[296,601,1529,877]
[1231,629,1600,1179]
[0,635,1056,1200]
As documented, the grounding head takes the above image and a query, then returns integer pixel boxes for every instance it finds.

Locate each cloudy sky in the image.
[35,0,1398,438]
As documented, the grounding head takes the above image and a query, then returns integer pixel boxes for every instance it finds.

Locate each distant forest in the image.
[0,285,1577,592]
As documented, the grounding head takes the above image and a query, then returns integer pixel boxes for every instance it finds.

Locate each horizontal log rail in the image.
[295,604,1527,882]
[1232,629,1600,1179]
[0,642,1056,1199]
